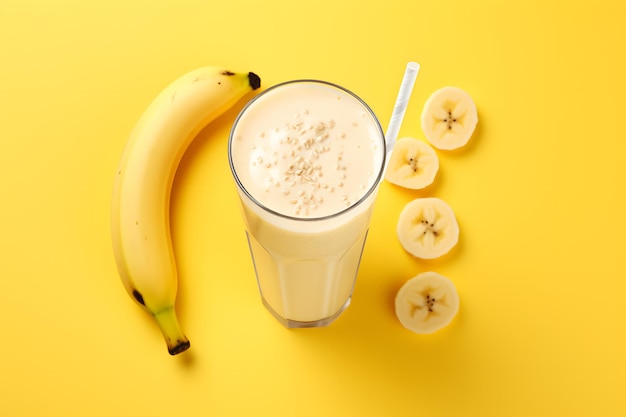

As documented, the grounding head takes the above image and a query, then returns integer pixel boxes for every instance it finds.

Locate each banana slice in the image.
[385,137,439,189]
[421,86,478,150]
[396,197,459,259]
[395,271,460,334]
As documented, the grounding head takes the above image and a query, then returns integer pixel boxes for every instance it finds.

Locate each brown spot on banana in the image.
[132,289,145,306]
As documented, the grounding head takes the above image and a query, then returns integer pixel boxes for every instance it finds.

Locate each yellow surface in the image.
[1,0,624,415]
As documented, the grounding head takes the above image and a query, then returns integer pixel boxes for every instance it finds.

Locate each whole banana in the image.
[111,67,261,355]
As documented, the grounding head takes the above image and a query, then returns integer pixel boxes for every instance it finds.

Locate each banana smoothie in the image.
[229,80,385,327]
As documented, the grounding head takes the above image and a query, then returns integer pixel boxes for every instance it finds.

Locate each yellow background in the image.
[1,0,624,415]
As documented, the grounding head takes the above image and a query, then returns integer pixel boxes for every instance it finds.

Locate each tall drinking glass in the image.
[228,80,385,328]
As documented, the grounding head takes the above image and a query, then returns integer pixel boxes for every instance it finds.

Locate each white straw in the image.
[385,61,420,156]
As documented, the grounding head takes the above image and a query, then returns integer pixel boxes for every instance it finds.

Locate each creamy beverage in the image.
[229,80,385,327]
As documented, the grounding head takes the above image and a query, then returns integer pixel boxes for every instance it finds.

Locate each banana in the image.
[420,86,478,150]
[395,271,460,334]
[111,66,261,355]
[384,137,439,189]
[396,197,459,259]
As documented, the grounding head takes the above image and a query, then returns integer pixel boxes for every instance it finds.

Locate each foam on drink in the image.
[231,81,383,219]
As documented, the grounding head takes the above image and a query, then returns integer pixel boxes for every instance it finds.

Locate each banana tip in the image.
[248,72,261,90]
[168,340,191,356]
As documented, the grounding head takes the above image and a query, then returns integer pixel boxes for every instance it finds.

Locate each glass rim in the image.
[228,79,386,222]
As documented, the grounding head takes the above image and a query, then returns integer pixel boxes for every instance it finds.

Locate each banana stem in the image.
[153,307,190,355]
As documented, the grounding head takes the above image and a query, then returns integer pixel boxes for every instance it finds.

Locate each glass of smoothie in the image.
[228,80,385,328]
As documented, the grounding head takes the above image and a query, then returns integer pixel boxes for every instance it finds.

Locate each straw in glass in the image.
[385,61,420,158]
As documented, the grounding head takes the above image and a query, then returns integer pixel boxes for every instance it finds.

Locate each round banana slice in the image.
[385,137,439,189]
[421,86,478,150]
[395,271,460,334]
[396,197,459,259]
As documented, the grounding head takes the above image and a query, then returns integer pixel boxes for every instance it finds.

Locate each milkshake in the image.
[229,80,385,327]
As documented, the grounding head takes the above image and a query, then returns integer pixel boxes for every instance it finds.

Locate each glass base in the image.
[261,296,351,328]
